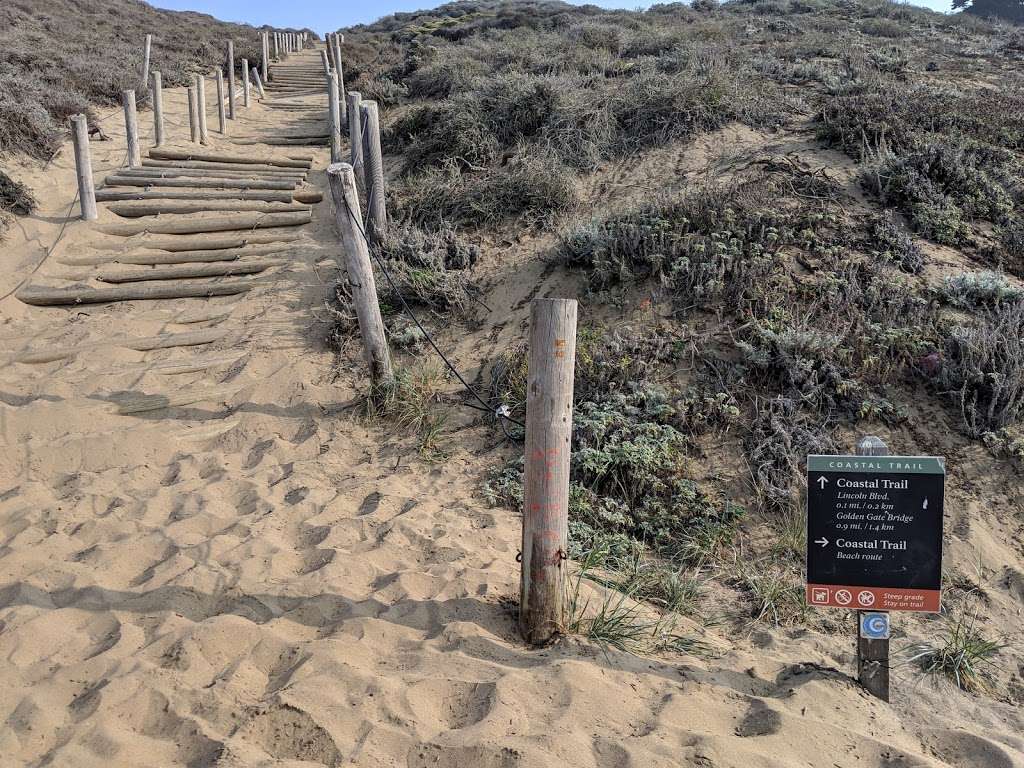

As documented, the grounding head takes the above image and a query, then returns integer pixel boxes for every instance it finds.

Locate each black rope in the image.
[340,195,525,431]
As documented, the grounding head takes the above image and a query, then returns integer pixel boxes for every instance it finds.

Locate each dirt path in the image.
[1,45,1023,768]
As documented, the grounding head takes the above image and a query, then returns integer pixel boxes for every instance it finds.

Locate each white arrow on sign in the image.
[923,497,928,510]
[815,537,829,547]
[817,476,829,490]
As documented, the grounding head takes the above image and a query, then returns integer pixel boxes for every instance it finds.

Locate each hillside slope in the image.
[0,1,1023,767]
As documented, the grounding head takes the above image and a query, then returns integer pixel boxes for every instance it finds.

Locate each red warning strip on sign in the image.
[806,584,940,612]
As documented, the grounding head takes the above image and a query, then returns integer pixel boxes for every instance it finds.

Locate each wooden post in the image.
[326,33,335,69]
[326,162,393,386]
[71,114,97,221]
[187,83,199,143]
[242,58,250,108]
[320,49,331,76]
[856,435,890,702]
[151,70,164,146]
[261,31,269,82]
[347,91,364,189]
[327,71,342,164]
[251,67,266,100]
[520,298,578,645]
[196,75,209,144]
[122,89,141,167]
[227,41,236,119]
[360,101,387,243]
[334,37,347,126]
[273,31,279,61]
[141,33,152,90]
[215,69,226,133]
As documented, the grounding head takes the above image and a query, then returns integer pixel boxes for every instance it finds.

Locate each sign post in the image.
[806,436,945,701]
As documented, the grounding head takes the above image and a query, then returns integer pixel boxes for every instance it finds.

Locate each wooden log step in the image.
[102,176,298,190]
[122,232,304,251]
[114,245,295,266]
[97,259,286,283]
[95,189,295,203]
[116,167,307,182]
[101,210,312,236]
[234,138,328,146]
[10,329,231,364]
[149,148,312,168]
[141,159,308,175]
[112,384,241,415]
[16,281,253,307]
[107,201,311,218]
[58,244,290,266]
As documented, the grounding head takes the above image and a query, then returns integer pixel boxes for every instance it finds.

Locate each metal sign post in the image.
[806,436,945,701]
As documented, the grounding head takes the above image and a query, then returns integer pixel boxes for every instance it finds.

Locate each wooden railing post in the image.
[141,33,152,90]
[215,69,226,133]
[326,162,393,386]
[242,58,250,108]
[122,89,141,167]
[347,91,364,189]
[251,67,266,100]
[226,41,236,119]
[273,31,279,61]
[520,298,578,645]
[320,49,331,77]
[196,75,209,144]
[857,435,891,702]
[327,71,342,163]
[261,31,269,82]
[70,114,97,221]
[151,70,164,146]
[187,83,199,143]
[360,101,387,243]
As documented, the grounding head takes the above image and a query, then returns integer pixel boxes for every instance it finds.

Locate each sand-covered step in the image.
[109,232,306,252]
[101,175,299,191]
[96,259,286,283]
[142,159,310,175]
[60,244,299,267]
[94,189,299,204]
[106,201,310,218]
[149,148,312,168]
[101,210,312,236]
[16,280,254,306]
[114,167,308,182]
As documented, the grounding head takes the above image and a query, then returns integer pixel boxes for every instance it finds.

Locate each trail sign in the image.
[806,453,944,612]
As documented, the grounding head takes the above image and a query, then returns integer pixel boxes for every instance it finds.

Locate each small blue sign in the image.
[859,611,890,640]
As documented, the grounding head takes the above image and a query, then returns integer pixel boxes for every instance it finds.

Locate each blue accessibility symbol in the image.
[859,611,890,640]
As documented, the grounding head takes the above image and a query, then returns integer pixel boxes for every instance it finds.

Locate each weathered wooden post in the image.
[196,75,209,144]
[141,33,152,90]
[347,91,364,189]
[242,58,251,108]
[70,114,97,221]
[226,41,236,119]
[320,49,331,76]
[360,101,387,243]
[215,69,227,133]
[261,31,269,82]
[151,70,165,146]
[326,33,335,69]
[334,38,347,126]
[187,83,199,143]
[273,31,279,61]
[122,89,141,167]
[856,435,890,702]
[328,71,342,163]
[326,162,393,386]
[520,298,578,645]
[251,67,266,100]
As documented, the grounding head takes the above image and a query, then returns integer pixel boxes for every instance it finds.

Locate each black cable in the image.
[340,195,525,431]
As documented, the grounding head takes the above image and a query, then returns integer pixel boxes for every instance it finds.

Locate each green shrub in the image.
[941,272,1024,309]
[905,609,1005,693]
[868,215,924,273]
[861,142,1017,246]
[0,169,36,216]
[939,301,1024,436]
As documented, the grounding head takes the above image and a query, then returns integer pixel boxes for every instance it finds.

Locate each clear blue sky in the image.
[151,0,953,33]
